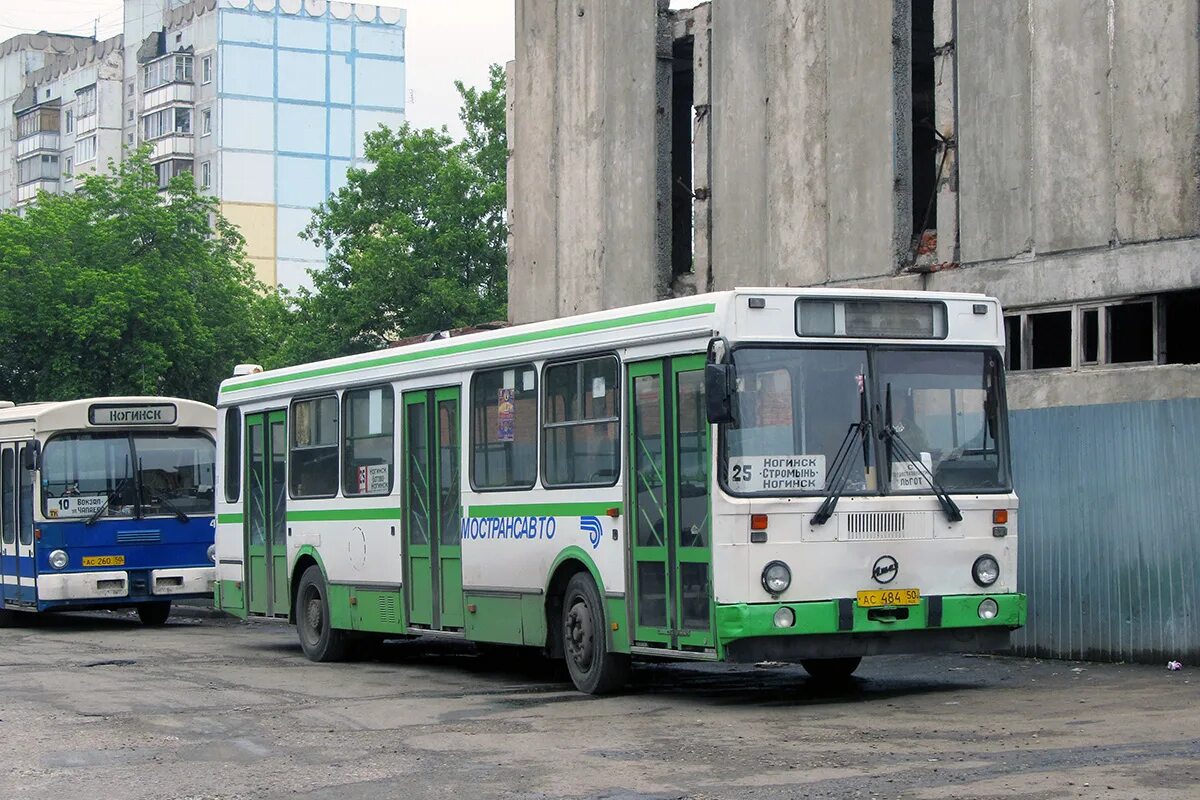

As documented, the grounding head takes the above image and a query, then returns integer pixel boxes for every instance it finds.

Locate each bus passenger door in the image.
[628,356,714,651]
[245,411,288,617]
[402,387,464,631]
[1,446,17,606]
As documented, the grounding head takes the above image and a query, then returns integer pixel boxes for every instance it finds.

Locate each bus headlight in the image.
[207,544,217,564]
[761,561,792,595]
[978,598,999,619]
[49,549,68,570]
[972,555,1000,587]
[773,607,796,628]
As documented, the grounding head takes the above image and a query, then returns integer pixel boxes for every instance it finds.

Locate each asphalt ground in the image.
[0,606,1196,800]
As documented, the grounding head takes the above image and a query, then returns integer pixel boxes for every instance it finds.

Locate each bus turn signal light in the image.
[751,514,769,531]
[993,510,1008,524]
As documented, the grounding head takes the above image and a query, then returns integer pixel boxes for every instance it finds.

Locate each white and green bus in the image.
[214,289,1025,693]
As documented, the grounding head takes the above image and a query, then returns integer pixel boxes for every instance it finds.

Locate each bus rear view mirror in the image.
[705,363,736,425]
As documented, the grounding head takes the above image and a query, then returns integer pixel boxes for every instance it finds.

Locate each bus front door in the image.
[1,444,34,608]
[628,356,714,651]
[245,410,289,617]
[402,387,464,631]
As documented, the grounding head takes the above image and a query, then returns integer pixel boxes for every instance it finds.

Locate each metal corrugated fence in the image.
[1009,397,1200,663]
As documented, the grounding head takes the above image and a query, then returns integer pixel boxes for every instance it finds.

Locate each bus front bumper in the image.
[716,592,1026,664]
[37,567,215,602]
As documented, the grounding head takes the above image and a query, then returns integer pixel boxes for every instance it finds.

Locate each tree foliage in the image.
[283,63,508,363]
[0,149,284,404]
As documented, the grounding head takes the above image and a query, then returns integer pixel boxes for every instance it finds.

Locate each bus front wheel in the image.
[561,572,628,695]
[800,656,862,682]
[296,565,349,662]
[137,602,171,626]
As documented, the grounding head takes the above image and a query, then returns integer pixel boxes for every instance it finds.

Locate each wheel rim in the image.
[564,595,594,672]
[302,585,323,645]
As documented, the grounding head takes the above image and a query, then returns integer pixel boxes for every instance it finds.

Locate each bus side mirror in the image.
[705,363,736,424]
[21,441,39,471]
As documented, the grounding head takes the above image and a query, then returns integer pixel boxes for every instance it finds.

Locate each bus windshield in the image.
[722,347,1008,497]
[41,431,215,520]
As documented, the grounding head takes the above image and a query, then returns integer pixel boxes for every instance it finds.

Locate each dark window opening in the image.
[1163,290,1200,365]
[1107,302,1154,364]
[1029,311,1071,369]
[1003,316,1022,371]
[671,35,695,278]
[1080,309,1099,364]
[911,0,937,248]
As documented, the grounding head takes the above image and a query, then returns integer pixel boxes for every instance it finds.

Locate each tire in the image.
[800,656,862,682]
[137,602,171,626]
[561,572,629,695]
[295,565,350,662]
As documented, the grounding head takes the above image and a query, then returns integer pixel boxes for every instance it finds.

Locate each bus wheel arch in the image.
[289,551,322,625]
[544,556,601,659]
[545,558,628,694]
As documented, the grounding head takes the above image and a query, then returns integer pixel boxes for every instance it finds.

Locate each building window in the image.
[471,365,538,491]
[64,156,72,177]
[342,386,395,496]
[202,55,213,85]
[127,80,134,96]
[201,160,211,189]
[155,160,192,189]
[15,108,59,139]
[142,107,192,140]
[76,85,97,118]
[290,396,339,498]
[16,154,59,184]
[542,356,620,488]
[64,109,73,133]
[143,54,194,91]
[127,133,134,145]
[201,108,212,136]
[128,108,134,122]
[75,135,97,164]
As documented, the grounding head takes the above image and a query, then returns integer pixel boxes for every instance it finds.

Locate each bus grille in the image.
[842,512,923,540]
[378,593,400,626]
[117,530,161,544]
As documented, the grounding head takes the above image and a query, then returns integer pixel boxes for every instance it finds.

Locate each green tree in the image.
[284,64,508,363]
[0,148,284,404]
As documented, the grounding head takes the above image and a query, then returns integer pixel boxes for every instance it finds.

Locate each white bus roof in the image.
[0,396,217,442]
[219,288,1003,407]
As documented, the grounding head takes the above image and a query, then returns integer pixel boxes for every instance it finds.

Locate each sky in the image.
[0,0,515,138]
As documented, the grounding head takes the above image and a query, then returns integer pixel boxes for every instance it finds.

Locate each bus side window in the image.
[224,407,241,502]
[1,448,14,545]
[542,355,620,488]
[342,386,395,496]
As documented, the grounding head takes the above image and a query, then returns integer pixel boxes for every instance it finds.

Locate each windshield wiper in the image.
[150,492,190,523]
[86,476,130,526]
[811,388,871,526]
[880,383,963,523]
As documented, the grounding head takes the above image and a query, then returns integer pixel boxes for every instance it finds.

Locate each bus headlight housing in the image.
[972,555,1000,587]
[978,598,999,619]
[761,561,792,595]
[49,549,68,570]
[207,544,217,564]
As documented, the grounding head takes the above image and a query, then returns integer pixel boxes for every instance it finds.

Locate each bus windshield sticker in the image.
[727,455,826,493]
[357,464,390,493]
[592,376,606,399]
[522,370,535,391]
[47,495,109,519]
[497,388,515,441]
[891,453,934,490]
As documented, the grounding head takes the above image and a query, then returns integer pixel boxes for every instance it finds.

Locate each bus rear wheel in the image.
[137,602,171,626]
[561,572,628,695]
[801,656,862,682]
[296,565,349,662]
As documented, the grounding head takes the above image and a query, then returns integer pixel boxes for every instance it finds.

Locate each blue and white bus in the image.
[0,397,217,624]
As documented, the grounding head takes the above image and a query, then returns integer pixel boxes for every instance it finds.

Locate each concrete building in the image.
[2,0,407,290]
[507,0,1200,663]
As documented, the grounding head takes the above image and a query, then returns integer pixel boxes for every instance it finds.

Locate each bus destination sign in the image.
[89,404,177,426]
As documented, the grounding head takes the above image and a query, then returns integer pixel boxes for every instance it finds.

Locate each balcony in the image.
[143,81,194,112]
[16,132,60,158]
[77,113,98,134]
[16,179,60,204]
[149,134,194,161]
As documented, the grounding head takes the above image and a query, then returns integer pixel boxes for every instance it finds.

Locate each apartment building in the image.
[3,0,407,290]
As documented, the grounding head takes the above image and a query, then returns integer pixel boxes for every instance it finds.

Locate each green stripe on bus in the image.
[467,502,623,518]
[286,508,403,522]
[220,302,717,396]
[217,513,244,524]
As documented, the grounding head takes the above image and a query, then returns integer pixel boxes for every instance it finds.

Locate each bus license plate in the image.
[82,555,125,567]
[857,588,920,607]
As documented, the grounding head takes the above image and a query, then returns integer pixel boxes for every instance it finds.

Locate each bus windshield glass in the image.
[41,431,215,519]
[722,347,1008,496]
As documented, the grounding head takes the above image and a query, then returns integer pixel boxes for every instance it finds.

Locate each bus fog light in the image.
[773,607,795,628]
[978,599,999,620]
[761,561,792,595]
[207,544,217,563]
[49,549,68,570]
[972,555,999,587]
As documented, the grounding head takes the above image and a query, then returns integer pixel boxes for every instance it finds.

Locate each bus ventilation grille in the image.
[378,593,400,626]
[843,512,909,540]
[117,530,161,544]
